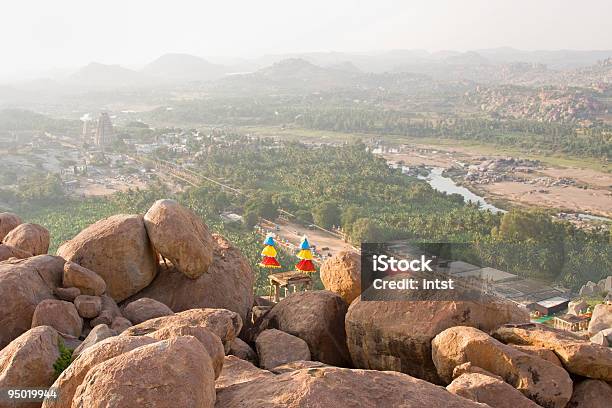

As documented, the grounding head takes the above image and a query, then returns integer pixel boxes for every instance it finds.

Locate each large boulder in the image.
[432,326,572,408]
[257,290,351,367]
[215,355,273,391]
[54,287,81,302]
[56,214,157,302]
[31,299,83,338]
[2,223,49,256]
[124,234,254,323]
[72,324,116,357]
[72,336,216,408]
[567,299,588,316]
[0,255,65,348]
[229,337,257,364]
[62,261,106,296]
[122,297,174,324]
[0,212,22,241]
[0,243,31,262]
[256,329,311,370]
[566,380,612,408]
[588,303,612,336]
[216,366,489,408]
[511,345,563,367]
[0,326,61,408]
[320,250,361,304]
[590,328,612,346]
[345,297,529,383]
[493,323,612,381]
[74,295,102,319]
[144,199,214,279]
[447,372,542,408]
[42,336,157,408]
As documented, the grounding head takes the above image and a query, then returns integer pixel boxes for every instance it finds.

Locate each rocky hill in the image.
[0,203,611,407]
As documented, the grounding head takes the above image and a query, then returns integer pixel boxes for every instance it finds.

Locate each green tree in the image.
[312,201,341,228]
[350,218,383,244]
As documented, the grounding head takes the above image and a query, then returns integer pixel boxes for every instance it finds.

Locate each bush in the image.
[53,340,73,379]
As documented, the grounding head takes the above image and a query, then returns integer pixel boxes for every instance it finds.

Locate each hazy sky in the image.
[2,0,611,79]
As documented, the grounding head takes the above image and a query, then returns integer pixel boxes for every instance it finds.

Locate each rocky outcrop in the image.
[74,295,102,319]
[57,214,157,302]
[320,250,361,304]
[0,243,31,262]
[567,300,588,316]
[447,372,542,408]
[229,337,257,363]
[215,355,273,391]
[511,345,563,367]
[451,362,503,380]
[270,360,328,374]
[0,212,22,241]
[0,255,65,348]
[125,234,254,323]
[590,328,612,346]
[144,199,214,279]
[493,323,612,381]
[432,326,572,408]
[62,261,106,296]
[122,297,174,324]
[31,299,83,338]
[72,324,115,357]
[256,329,311,370]
[71,336,216,408]
[345,297,529,383]
[2,223,49,256]
[588,303,611,336]
[257,290,350,367]
[566,379,612,408]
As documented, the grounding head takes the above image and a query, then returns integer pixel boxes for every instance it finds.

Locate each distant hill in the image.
[142,53,227,82]
[66,62,152,89]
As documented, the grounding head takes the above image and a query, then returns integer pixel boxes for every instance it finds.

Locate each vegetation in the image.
[53,340,73,379]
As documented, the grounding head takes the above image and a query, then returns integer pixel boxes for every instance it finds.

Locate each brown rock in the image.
[229,337,257,364]
[90,310,113,327]
[62,261,106,296]
[567,300,588,316]
[590,328,612,346]
[493,323,612,381]
[256,329,311,370]
[125,234,254,323]
[100,294,122,319]
[432,326,572,408]
[257,290,350,366]
[122,297,174,324]
[53,287,81,302]
[56,214,157,302]
[43,335,157,408]
[346,297,529,383]
[72,336,216,408]
[588,304,612,336]
[452,362,503,381]
[320,250,361,304]
[0,212,22,241]
[215,355,273,391]
[511,345,563,367]
[73,324,115,357]
[74,295,102,319]
[447,372,543,408]
[110,316,132,333]
[270,360,328,374]
[216,366,489,408]
[0,243,31,262]
[566,379,612,408]
[0,255,65,348]
[31,299,82,338]
[2,223,49,256]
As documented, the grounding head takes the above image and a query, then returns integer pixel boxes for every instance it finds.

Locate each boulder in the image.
[256,329,311,370]
[511,345,563,367]
[110,316,132,333]
[2,223,49,256]
[74,295,102,319]
[320,250,361,304]
[124,234,254,323]
[0,255,65,348]
[0,212,22,241]
[31,299,83,338]
[447,372,542,408]
[346,297,529,383]
[122,308,242,353]
[62,261,106,296]
[216,355,273,391]
[599,276,612,293]
[72,336,216,408]
[493,323,612,381]
[257,290,350,366]
[90,310,113,327]
[144,199,214,279]
[122,297,174,324]
[56,214,157,302]
[54,287,81,302]
[566,379,612,408]
[579,281,600,297]
[432,326,572,408]
[229,337,257,363]
[72,324,115,357]
[0,243,31,262]
[270,360,328,374]
[43,335,157,408]
[590,328,612,347]
[451,362,503,380]
[216,366,490,408]
[588,303,612,336]
[100,294,122,320]
[567,299,588,316]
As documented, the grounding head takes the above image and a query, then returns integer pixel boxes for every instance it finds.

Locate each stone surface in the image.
[0,212,22,241]
[493,323,612,381]
[122,297,174,324]
[511,345,563,367]
[588,303,612,336]
[110,316,132,333]
[72,336,216,408]
[0,326,60,408]
[73,324,115,357]
[2,223,49,256]
[229,337,257,363]
[125,234,254,323]
[56,214,157,302]
[31,299,83,338]
[256,329,311,370]
[0,255,65,348]
[590,327,612,347]
[62,261,106,296]
[54,286,81,302]
[216,366,489,408]
[567,300,588,316]
[144,199,214,279]
[432,326,572,408]
[0,243,31,262]
[74,295,102,319]
[100,294,122,319]
[43,335,157,408]
[257,290,350,366]
[346,296,529,383]
[566,379,612,408]
[270,360,328,374]
[319,250,361,304]
[90,310,113,327]
[451,362,503,380]
[447,372,542,408]
[215,355,273,391]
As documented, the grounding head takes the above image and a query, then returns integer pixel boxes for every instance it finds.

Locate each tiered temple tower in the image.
[94,112,114,148]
